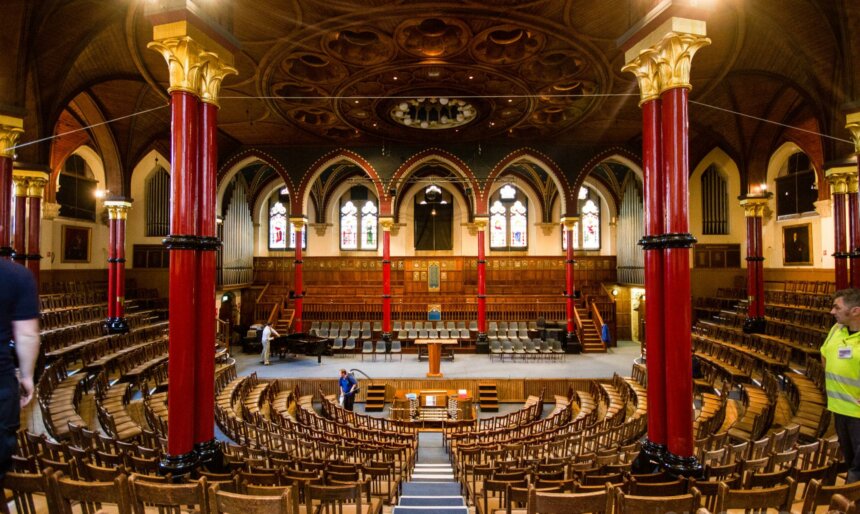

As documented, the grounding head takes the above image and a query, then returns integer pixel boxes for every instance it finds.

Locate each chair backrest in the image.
[305,483,362,514]
[528,487,612,514]
[343,338,356,350]
[362,340,373,352]
[375,340,387,353]
[830,493,858,514]
[419,330,429,338]
[50,470,132,514]
[3,469,52,514]
[614,488,701,514]
[208,483,293,514]
[129,474,208,514]
[715,478,796,514]
[802,478,860,514]
[390,340,402,352]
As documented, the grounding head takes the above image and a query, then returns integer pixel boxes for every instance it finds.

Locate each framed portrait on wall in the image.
[783,224,812,266]
[62,225,91,263]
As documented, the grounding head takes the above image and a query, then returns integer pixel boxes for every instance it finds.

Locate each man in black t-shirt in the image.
[0,260,40,477]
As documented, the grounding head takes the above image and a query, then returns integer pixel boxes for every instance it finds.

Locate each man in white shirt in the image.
[260,322,279,365]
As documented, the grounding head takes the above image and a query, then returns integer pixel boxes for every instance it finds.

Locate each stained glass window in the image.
[269,201,288,250]
[489,186,528,250]
[360,201,378,250]
[340,201,358,250]
[490,201,507,248]
[510,200,527,248]
[582,199,600,249]
[289,220,307,249]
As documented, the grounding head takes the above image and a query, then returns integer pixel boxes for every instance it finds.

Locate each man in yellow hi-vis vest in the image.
[822,288,860,483]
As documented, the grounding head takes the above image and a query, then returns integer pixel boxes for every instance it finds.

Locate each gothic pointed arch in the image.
[389,148,478,219]
[297,149,383,216]
[217,148,296,214]
[485,148,572,217]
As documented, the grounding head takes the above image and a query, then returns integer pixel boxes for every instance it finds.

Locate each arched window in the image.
[776,152,817,217]
[145,167,170,237]
[414,184,453,250]
[340,186,377,250]
[701,165,728,234]
[489,184,528,250]
[562,186,600,250]
[57,154,97,221]
[268,187,305,250]
[581,199,600,249]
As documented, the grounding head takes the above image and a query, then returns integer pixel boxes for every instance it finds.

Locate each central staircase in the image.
[393,434,468,514]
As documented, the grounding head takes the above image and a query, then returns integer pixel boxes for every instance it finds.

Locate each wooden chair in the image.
[800,478,860,514]
[49,470,132,514]
[625,477,688,497]
[527,486,614,514]
[1,468,53,514]
[830,493,858,514]
[713,478,796,514]
[304,482,381,514]
[613,487,701,514]
[128,473,209,514]
[208,482,294,514]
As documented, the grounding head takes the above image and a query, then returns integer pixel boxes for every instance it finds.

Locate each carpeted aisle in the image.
[392,433,468,514]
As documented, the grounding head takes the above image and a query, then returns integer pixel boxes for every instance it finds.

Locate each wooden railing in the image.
[590,301,604,339]
[255,283,270,304]
[266,302,280,325]
[302,296,567,322]
[573,305,584,346]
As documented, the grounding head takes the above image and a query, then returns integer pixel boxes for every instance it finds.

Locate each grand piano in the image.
[271,333,332,363]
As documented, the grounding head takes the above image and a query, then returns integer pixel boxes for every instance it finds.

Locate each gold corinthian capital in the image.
[147,37,206,95]
[0,115,24,159]
[847,112,860,155]
[199,52,237,107]
[621,48,661,105]
[739,198,768,218]
[654,32,711,92]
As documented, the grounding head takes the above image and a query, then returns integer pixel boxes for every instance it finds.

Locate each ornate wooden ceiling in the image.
[1,0,858,185]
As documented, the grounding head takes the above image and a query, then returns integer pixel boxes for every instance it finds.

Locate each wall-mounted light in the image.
[94,189,108,199]
[611,288,619,297]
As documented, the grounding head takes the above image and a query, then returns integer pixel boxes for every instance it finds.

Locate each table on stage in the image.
[414,339,458,378]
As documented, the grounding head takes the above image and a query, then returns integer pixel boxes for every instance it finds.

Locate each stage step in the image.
[364,383,386,411]
[477,382,498,412]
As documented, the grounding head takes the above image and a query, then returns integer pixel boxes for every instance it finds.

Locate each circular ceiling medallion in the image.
[390,97,477,129]
[394,17,472,58]
[520,51,588,83]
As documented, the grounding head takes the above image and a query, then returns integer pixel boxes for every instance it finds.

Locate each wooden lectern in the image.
[414,339,458,377]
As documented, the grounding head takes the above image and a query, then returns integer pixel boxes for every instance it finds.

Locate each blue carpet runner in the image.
[393,433,468,514]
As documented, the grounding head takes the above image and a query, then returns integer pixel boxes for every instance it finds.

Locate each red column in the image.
[637,97,668,472]
[381,221,392,339]
[754,215,765,320]
[292,219,304,333]
[12,177,26,264]
[163,90,199,474]
[106,209,117,325]
[833,187,849,290]
[476,219,488,345]
[0,121,23,260]
[26,182,45,285]
[741,198,767,333]
[115,211,127,327]
[563,219,581,353]
[194,100,220,467]
[851,176,860,288]
[661,86,699,475]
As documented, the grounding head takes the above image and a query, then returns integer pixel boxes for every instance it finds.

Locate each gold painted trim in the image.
[152,21,235,65]
[848,174,858,195]
[12,175,28,197]
[473,217,489,231]
[105,200,132,220]
[560,216,580,230]
[147,37,206,95]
